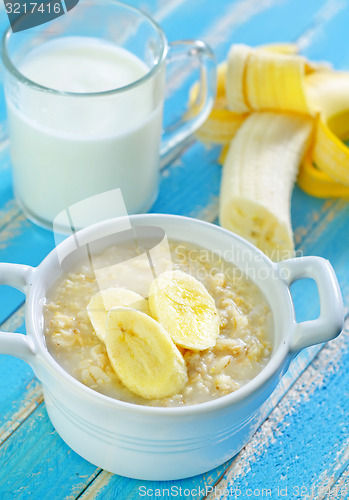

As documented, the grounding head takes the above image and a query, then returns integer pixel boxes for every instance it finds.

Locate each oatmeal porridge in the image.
[44,240,272,406]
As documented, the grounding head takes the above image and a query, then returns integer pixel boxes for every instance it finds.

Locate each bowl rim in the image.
[27,213,293,416]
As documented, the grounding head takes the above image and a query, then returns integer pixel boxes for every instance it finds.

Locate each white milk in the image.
[6,37,164,227]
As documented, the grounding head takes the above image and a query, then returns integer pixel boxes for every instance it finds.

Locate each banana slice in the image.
[87,288,149,342]
[105,307,187,399]
[149,270,220,351]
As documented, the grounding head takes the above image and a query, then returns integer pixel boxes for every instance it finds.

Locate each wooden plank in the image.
[0,404,100,500]
[324,467,349,500]
[299,200,349,307]
[0,307,43,445]
[299,0,349,69]
[309,443,349,500]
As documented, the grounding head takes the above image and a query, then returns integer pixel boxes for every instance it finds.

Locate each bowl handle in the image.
[275,257,344,351]
[0,263,36,364]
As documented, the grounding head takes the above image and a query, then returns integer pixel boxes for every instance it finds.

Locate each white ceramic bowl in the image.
[0,214,343,480]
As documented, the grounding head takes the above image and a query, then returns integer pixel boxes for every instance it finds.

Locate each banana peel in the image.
[298,155,349,198]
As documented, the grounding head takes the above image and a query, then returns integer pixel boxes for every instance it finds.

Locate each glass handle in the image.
[160,39,216,161]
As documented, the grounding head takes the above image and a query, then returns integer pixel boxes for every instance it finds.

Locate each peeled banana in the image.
[219,112,313,261]
[149,270,220,350]
[87,287,149,342]
[105,307,187,399]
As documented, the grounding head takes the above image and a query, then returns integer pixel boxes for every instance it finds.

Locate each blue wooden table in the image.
[0,0,348,498]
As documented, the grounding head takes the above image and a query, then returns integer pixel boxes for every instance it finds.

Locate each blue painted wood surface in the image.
[0,0,348,498]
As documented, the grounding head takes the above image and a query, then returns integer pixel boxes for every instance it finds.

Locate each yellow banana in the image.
[218,144,229,164]
[105,307,187,399]
[298,156,349,198]
[312,116,349,186]
[87,288,149,342]
[306,71,349,116]
[306,71,349,187]
[149,270,220,350]
[219,112,313,261]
